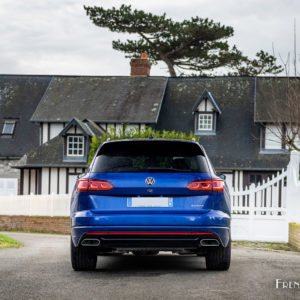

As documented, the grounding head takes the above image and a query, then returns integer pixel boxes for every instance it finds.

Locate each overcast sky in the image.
[0,0,299,76]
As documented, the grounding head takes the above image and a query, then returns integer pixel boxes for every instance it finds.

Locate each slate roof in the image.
[0,75,52,158]
[84,119,106,137]
[14,136,87,168]
[2,74,293,171]
[156,77,289,170]
[255,77,300,122]
[31,76,167,123]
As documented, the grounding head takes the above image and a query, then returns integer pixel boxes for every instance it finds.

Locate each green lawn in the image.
[0,233,22,248]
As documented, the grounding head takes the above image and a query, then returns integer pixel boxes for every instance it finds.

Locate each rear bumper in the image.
[71,226,230,249]
[71,209,230,249]
[71,209,230,227]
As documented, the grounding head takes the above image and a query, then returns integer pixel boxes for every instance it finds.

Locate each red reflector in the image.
[86,232,214,235]
[77,179,113,192]
[187,179,224,192]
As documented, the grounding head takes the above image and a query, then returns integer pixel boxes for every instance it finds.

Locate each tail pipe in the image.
[200,239,220,247]
[81,238,100,247]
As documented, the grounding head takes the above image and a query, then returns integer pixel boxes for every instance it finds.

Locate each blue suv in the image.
[70,139,231,271]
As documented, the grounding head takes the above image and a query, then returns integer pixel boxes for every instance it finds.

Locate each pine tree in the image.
[84,4,282,76]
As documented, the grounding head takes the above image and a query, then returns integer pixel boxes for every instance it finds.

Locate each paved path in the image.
[0,232,300,300]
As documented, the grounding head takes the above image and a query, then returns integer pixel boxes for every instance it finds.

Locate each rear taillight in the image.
[77,179,113,192]
[187,179,224,192]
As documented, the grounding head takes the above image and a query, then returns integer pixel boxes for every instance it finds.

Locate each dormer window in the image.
[2,120,16,135]
[60,118,106,162]
[198,113,213,131]
[192,89,221,135]
[67,136,84,156]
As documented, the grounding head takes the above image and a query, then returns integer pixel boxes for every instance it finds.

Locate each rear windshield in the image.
[91,141,210,173]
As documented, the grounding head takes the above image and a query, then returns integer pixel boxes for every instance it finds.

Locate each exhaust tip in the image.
[200,239,220,247]
[81,238,100,247]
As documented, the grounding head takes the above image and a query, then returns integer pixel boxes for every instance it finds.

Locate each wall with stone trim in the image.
[0,215,70,234]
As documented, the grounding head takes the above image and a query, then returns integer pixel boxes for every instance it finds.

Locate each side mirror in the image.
[217,173,226,180]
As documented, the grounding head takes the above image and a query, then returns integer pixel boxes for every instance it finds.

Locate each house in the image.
[13,74,167,195]
[0,55,297,195]
[0,75,52,195]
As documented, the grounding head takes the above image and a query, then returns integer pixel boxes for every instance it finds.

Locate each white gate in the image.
[230,151,300,242]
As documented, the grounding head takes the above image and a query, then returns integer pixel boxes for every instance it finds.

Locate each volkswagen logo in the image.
[145,177,155,186]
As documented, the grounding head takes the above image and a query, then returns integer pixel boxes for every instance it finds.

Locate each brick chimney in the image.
[130,53,151,77]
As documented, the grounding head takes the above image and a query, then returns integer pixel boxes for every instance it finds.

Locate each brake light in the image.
[77,180,89,192]
[211,180,224,192]
[77,179,113,192]
[187,179,224,192]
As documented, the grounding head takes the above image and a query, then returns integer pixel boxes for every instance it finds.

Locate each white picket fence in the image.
[0,151,299,242]
[230,169,288,242]
[231,169,287,216]
[231,151,300,242]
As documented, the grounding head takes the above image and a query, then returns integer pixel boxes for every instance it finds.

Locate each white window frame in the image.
[67,135,84,156]
[2,120,16,135]
[198,113,213,131]
[264,124,282,150]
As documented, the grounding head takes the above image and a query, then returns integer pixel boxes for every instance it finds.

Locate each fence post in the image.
[248,183,255,240]
[286,151,300,223]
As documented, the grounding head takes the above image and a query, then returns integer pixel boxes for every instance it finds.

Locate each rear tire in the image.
[205,240,231,271]
[71,238,97,271]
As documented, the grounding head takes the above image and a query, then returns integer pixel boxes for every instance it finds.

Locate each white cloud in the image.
[0,0,299,76]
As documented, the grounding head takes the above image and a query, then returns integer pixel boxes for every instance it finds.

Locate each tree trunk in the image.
[160,54,177,77]
[165,62,177,77]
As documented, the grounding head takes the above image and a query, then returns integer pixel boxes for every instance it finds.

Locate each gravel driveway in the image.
[0,232,300,300]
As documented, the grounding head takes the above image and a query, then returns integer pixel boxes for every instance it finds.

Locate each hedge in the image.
[88,126,197,165]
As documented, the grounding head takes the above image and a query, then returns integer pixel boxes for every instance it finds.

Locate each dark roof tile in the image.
[14,136,86,168]
[31,76,167,123]
[255,77,300,122]
[156,77,289,170]
[0,75,51,158]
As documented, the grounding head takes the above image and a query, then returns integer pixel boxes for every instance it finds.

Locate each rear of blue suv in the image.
[70,139,231,271]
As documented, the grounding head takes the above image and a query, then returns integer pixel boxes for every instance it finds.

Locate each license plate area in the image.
[127,197,173,207]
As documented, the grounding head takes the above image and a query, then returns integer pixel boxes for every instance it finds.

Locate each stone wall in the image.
[0,215,70,234]
[0,159,20,178]
[289,223,300,250]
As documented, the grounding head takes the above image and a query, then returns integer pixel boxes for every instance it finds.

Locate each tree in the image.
[262,77,300,152]
[228,50,283,76]
[84,4,282,77]
[261,27,300,154]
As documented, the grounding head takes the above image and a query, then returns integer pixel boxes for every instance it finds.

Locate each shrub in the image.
[87,126,197,166]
